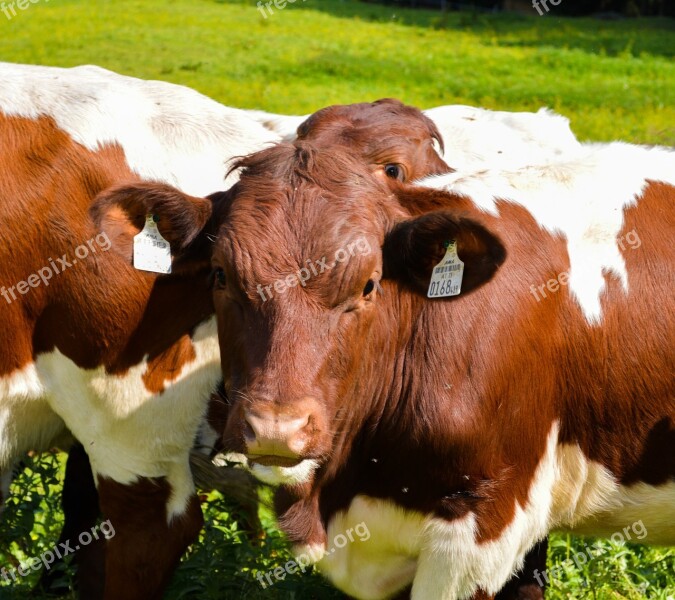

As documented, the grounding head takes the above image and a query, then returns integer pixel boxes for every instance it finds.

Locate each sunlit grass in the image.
[0,0,673,144]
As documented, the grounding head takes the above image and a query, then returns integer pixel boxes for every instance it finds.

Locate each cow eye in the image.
[211,268,226,290]
[384,164,404,181]
[363,279,375,297]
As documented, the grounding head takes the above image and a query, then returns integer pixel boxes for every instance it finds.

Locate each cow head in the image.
[211,142,505,486]
[297,98,450,184]
[90,142,502,490]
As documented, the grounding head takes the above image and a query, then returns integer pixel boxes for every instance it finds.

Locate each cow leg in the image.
[0,466,12,514]
[410,514,550,600]
[96,472,203,600]
[379,537,548,600]
[38,443,105,598]
[495,539,548,600]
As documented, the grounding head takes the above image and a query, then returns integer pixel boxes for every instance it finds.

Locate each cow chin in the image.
[250,459,320,486]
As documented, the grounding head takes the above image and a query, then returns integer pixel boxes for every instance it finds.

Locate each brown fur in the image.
[0,116,216,377]
[0,115,219,598]
[10,98,455,599]
[97,477,203,600]
[207,141,673,596]
[297,98,450,183]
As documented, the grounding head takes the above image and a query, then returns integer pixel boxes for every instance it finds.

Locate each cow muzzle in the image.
[242,396,320,462]
[239,400,322,486]
[244,411,308,462]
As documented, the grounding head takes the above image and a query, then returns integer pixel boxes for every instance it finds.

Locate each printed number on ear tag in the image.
[133,215,172,274]
[427,240,464,298]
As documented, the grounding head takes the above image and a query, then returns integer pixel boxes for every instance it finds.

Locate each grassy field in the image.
[0,0,674,144]
[0,1,674,599]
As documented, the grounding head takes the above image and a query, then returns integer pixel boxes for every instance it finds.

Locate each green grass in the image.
[0,453,344,600]
[0,1,674,598]
[1,453,674,599]
[0,0,673,144]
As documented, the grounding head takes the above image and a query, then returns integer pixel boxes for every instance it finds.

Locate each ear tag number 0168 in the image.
[133,214,172,274]
[427,240,464,298]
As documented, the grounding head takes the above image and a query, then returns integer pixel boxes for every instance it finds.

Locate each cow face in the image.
[297,98,450,185]
[211,143,505,486]
[91,144,503,489]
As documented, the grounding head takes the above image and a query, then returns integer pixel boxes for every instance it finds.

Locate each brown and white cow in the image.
[212,99,551,600]
[0,61,282,599]
[0,64,451,598]
[112,140,674,599]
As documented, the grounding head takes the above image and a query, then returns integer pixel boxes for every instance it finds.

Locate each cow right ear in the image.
[90,182,218,268]
[382,209,506,297]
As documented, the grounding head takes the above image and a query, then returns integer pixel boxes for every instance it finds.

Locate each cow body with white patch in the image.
[131,140,673,599]
[0,62,281,599]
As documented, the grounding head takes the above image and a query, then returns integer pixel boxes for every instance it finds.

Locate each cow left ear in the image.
[382,210,506,297]
[90,182,219,270]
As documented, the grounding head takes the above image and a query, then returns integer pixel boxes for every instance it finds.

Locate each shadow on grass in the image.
[215,0,675,59]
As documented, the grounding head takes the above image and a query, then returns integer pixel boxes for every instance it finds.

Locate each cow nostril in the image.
[242,409,313,458]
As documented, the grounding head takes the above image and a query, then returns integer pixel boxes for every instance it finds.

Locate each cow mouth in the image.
[247,455,305,468]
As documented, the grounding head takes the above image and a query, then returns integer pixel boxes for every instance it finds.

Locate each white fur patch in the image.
[30,317,221,521]
[424,105,581,170]
[196,420,221,456]
[319,496,424,599]
[318,422,674,599]
[292,543,327,565]
[0,365,67,474]
[0,363,45,401]
[408,423,560,600]
[245,109,307,142]
[420,143,675,324]
[250,458,319,486]
[551,444,675,545]
[0,62,281,196]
